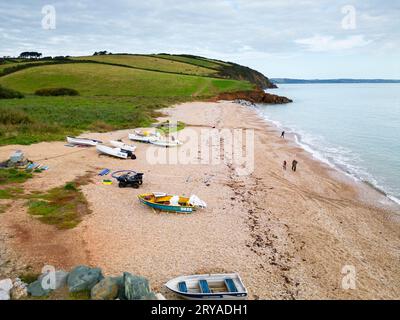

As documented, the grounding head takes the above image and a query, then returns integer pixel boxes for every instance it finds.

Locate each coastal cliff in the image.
[213,88,293,104]
[218,62,278,89]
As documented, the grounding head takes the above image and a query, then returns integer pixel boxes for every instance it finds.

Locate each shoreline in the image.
[250,104,400,211]
[0,100,399,299]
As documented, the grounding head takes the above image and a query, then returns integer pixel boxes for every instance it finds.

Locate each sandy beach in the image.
[0,101,399,299]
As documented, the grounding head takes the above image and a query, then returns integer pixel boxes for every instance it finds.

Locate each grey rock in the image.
[67,265,103,293]
[0,279,13,300]
[27,280,51,297]
[123,272,151,300]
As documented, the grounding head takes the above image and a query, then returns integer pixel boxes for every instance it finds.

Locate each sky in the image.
[0,0,399,78]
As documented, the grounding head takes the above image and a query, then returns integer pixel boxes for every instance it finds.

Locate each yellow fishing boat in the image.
[138,192,206,213]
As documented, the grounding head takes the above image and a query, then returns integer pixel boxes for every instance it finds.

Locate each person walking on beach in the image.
[292,159,298,172]
[283,160,287,170]
[281,131,285,138]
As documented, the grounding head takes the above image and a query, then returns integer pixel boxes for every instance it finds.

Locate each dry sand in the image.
[0,101,399,299]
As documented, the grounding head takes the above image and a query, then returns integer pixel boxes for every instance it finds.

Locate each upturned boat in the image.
[66,136,102,146]
[138,192,206,213]
[165,273,248,300]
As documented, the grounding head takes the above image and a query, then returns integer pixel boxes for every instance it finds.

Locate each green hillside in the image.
[72,54,217,76]
[0,63,250,97]
[0,54,257,145]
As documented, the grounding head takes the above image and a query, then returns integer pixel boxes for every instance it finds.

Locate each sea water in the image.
[256,83,400,204]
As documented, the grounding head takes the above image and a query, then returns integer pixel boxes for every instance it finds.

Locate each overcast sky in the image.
[1,0,399,78]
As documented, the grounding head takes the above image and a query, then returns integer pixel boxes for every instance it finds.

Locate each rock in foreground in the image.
[67,266,103,293]
[123,272,151,300]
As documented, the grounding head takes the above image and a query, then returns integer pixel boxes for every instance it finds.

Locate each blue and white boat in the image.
[165,273,248,300]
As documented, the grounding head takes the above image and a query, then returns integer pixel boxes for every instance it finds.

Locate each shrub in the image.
[35,87,79,96]
[0,109,32,125]
[0,85,24,99]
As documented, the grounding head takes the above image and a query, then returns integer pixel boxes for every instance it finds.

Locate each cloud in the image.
[295,35,372,52]
[0,1,398,78]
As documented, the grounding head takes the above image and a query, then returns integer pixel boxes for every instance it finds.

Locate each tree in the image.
[19,52,43,59]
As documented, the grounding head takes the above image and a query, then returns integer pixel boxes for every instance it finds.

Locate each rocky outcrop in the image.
[212,88,293,104]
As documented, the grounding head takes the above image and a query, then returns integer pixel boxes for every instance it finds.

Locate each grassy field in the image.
[73,54,217,76]
[0,95,193,145]
[0,54,255,146]
[154,54,228,69]
[0,63,251,97]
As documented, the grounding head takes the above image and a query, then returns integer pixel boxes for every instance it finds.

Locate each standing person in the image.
[281,131,285,138]
[292,160,298,172]
[283,160,287,170]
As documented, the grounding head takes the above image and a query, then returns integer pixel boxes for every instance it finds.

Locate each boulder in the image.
[0,278,13,300]
[27,280,51,297]
[67,266,103,293]
[123,272,151,300]
[91,277,120,300]
[39,270,68,290]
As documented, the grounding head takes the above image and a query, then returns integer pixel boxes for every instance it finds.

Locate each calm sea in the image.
[256,83,400,204]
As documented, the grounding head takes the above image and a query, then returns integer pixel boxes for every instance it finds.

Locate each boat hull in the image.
[67,136,101,146]
[109,140,136,152]
[128,134,158,143]
[150,140,182,147]
[138,194,195,213]
[165,273,248,300]
[96,145,128,159]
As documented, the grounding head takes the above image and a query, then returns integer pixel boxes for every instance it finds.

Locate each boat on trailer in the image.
[96,145,134,159]
[165,273,248,300]
[109,140,137,153]
[67,136,102,146]
[138,192,206,213]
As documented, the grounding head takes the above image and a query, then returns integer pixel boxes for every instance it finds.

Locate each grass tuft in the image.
[27,177,92,229]
[0,168,33,185]
[19,272,41,284]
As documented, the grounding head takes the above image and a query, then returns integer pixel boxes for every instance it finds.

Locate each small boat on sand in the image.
[67,136,102,146]
[109,140,137,153]
[165,273,247,300]
[128,132,159,143]
[150,138,182,148]
[96,145,135,159]
[138,192,206,213]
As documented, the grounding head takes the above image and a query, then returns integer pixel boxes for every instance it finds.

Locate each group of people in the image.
[282,159,298,172]
[280,131,298,172]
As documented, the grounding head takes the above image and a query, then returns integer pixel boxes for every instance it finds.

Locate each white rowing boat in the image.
[96,145,130,159]
[128,133,159,143]
[109,140,137,153]
[165,273,247,300]
[150,139,182,148]
[67,136,102,146]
